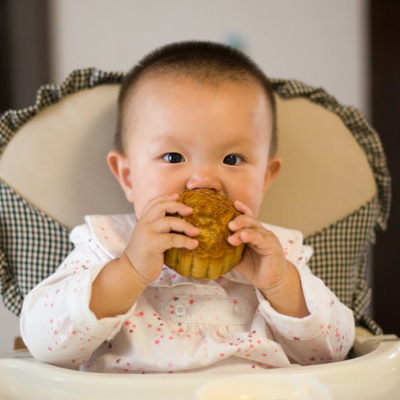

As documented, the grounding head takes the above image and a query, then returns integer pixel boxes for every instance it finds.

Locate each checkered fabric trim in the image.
[0,180,73,315]
[304,197,382,334]
[0,70,391,335]
[269,79,391,334]
[0,68,123,315]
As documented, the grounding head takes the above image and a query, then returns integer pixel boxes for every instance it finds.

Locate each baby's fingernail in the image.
[234,200,243,208]
[227,235,237,246]
[189,239,198,249]
[183,206,194,215]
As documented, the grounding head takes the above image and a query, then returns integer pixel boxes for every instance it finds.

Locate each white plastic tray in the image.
[1,340,399,400]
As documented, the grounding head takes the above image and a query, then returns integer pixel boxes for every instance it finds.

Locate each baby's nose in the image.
[186,167,222,192]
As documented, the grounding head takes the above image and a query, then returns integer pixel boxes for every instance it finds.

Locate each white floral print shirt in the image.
[21,214,355,373]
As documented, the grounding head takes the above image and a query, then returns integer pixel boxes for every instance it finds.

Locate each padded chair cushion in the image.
[0,69,391,335]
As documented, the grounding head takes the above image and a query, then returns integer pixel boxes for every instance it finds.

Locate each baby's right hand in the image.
[124,193,199,284]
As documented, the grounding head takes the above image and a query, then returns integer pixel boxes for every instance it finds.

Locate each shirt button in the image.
[234,302,245,314]
[175,304,186,317]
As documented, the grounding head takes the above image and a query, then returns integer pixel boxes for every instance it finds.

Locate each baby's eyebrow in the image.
[149,132,263,153]
[149,133,190,146]
[222,138,259,151]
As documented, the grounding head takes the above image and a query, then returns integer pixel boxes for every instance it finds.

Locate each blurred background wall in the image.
[1,0,398,354]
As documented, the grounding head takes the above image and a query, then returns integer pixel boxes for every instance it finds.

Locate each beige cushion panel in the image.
[0,86,376,235]
[259,96,376,235]
[0,85,132,228]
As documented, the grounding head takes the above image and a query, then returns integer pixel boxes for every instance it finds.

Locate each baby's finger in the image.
[165,232,199,251]
[229,228,281,256]
[227,229,264,250]
[228,213,263,233]
[150,229,198,252]
[233,200,254,217]
[141,193,179,214]
[141,195,193,221]
[156,216,200,237]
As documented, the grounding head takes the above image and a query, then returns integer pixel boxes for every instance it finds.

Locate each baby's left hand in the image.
[228,200,288,291]
[228,200,309,318]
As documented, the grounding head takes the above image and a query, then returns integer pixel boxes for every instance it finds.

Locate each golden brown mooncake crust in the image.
[164,189,245,279]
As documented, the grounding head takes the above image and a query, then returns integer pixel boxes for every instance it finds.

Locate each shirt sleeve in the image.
[255,230,355,365]
[20,223,136,368]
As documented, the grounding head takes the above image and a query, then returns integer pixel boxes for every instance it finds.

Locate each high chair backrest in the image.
[0,69,390,334]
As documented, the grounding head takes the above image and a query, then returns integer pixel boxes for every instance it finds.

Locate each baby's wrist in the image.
[122,252,150,287]
[259,262,309,318]
[259,270,289,300]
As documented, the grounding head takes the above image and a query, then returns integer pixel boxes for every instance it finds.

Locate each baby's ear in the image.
[107,150,135,203]
[263,155,282,193]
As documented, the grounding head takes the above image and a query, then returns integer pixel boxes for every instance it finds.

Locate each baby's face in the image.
[115,76,280,219]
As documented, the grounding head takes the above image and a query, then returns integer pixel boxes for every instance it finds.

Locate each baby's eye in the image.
[223,154,244,166]
[163,152,185,163]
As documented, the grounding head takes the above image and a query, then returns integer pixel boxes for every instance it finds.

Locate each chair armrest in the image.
[354,326,398,356]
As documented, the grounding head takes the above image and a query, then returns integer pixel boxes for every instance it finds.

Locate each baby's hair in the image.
[115,41,277,156]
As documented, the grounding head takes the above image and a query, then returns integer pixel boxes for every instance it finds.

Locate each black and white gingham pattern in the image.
[0,182,72,315]
[304,197,382,334]
[0,69,391,335]
[270,79,391,334]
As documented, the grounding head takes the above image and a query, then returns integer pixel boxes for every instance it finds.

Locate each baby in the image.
[21,41,355,373]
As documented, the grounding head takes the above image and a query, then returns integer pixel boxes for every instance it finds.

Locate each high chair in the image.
[0,68,398,399]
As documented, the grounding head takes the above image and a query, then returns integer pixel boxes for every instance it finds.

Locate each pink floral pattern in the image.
[20,214,355,373]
